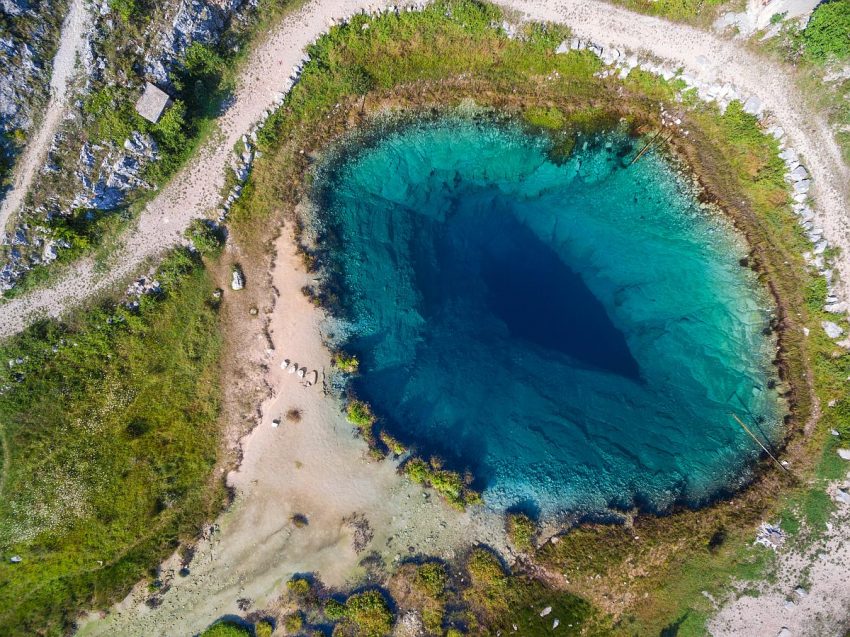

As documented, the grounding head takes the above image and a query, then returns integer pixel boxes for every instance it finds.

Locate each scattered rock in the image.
[540,606,552,617]
[834,489,850,506]
[822,321,843,339]
[755,522,785,551]
[838,449,850,461]
[230,265,245,291]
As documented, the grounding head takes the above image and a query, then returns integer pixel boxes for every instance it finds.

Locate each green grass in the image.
[463,547,604,635]
[507,512,537,553]
[0,249,223,636]
[802,0,850,63]
[608,0,732,24]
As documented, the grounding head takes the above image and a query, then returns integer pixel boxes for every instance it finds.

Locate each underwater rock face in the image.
[316,118,784,516]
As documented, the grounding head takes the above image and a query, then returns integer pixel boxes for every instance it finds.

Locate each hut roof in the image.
[135,82,171,124]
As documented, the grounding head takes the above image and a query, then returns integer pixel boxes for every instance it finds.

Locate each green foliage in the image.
[0,250,222,635]
[108,0,137,23]
[402,457,481,509]
[201,621,253,637]
[524,105,565,130]
[333,352,360,373]
[378,430,406,456]
[183,42,227,79]
[46,207,129,264]
[83,86,139,145]
[770,11,787,25]
[802,0,850,62]
[506,513,536,552]
[339,590,394,637]
[324,598,347,621]
[284,611,304,633]
[414,561,448,598]
[521,21,572,52]
[462,547,598,633]
[255,619,274,637]
[608,0,728,23]
[287,575,312,597]
[346,399,376,430]
[466,547,505,584]
[805,276,828,313]
[185,219,226,256]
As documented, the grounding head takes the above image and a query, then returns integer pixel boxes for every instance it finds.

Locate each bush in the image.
[283,611,304,633]
[414,562,448,598]
[255,619,274,637]
[287,576,312,597]
[378,430,406,456]
[506,513,537,553]
[402,457,482,509]
[346,399,376,430]
[201,621,252,637]
[324,598,347,621]
[108,0,138,23]
[342,590,394,637]
[185,219,226,255]
[465,548,506,585]
[333,352,360,373]
[802,0,850,62]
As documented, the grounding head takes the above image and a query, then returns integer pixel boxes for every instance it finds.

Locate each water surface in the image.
[314,118,784,515]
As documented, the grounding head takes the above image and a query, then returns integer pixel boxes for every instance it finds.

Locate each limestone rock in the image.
[230,266,245,291]
[822,321,843,339]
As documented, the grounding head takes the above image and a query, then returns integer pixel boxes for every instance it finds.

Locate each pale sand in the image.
[77,227,508,637]
[708,494,850,637]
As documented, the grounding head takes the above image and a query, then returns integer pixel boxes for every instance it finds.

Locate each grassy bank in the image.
[223,1,850,634]
[0,249,224,636]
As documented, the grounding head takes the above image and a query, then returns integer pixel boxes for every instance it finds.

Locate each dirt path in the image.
[0,0,848,341]
[0,0,90,237]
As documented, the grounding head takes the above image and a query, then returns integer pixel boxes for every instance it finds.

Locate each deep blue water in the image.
[314,118,784,516]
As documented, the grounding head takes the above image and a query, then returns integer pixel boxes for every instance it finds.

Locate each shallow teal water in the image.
[314,118,784,516]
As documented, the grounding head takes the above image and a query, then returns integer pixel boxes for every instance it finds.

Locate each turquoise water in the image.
[314,118,784,516]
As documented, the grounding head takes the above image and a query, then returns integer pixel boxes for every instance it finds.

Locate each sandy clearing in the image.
[0,0,90,237]
[76,226,508,637]
[708,483,850,637]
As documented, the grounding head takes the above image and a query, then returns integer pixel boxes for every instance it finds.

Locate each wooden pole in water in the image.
[731,413,792,475]
[629,128,664,166]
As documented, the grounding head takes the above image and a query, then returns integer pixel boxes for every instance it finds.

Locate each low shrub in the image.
[200,620,252,637]
[802,0,850,63]
[283,611,304,633]
[413,562,448,598]
[506,513,537,553]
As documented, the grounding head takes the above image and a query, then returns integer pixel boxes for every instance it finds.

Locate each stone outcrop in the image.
[0,0,257,292]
